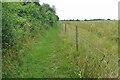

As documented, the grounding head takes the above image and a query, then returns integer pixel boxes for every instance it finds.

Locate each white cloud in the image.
[39,0,119,20]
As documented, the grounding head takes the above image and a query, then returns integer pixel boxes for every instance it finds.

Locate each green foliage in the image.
[2,2,59,77]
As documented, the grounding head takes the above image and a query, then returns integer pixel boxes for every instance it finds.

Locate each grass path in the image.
[18,27,76,78]
[17,21,118,78]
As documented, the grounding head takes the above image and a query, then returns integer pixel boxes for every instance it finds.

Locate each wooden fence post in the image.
[76,26,78,51]
[65,24,66,32]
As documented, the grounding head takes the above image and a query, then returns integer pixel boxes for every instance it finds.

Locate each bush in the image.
[2,2,59,77]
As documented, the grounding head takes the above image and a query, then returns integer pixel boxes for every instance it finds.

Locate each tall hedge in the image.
[2,2,59,77]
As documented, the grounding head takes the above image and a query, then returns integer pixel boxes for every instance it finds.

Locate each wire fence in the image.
[61,23,118,78]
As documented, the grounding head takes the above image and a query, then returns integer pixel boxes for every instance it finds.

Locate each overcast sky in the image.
[39,0,119,20]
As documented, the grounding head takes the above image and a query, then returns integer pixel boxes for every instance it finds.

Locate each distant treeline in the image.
[60,19,113,21]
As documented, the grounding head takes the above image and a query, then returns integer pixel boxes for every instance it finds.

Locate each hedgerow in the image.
[2,2,59,77]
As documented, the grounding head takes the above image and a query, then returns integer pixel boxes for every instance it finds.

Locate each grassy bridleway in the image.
[18,26,77,78]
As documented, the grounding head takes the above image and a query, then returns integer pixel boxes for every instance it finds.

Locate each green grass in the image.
[16,26,79,78]
[11,20,118,78]
[61,20,118,78]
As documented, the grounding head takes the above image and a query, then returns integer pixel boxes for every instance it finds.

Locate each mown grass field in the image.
[60,20,118,78]
[8,20,118,78]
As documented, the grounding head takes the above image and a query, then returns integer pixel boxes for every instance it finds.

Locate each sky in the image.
[39,0,120,20]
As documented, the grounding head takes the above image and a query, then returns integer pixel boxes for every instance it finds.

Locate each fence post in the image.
[65,24,66,32]
[76,26,78,51]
